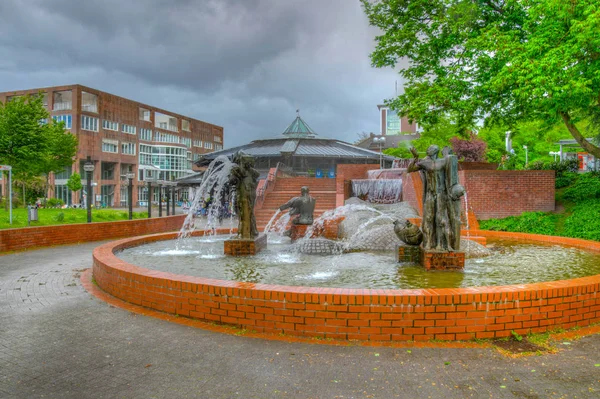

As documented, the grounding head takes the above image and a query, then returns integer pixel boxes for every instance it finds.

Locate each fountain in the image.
[91,152,600,342]
[223,151,266,255]
[400,145,467,270]
[277,186,316,240]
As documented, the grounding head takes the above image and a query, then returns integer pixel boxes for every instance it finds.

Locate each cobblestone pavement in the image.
[1,243,600,399]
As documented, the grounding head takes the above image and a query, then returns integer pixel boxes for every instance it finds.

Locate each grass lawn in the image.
[0,208,148,229]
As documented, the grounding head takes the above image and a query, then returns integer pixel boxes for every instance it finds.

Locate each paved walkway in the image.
[1,243,599,399]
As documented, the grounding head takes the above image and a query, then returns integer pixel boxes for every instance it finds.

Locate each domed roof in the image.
[281,110,317,138]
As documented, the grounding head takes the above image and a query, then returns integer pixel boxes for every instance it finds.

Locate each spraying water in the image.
[177,155,235,243]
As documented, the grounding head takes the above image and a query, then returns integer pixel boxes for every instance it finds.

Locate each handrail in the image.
[255,162,294,209]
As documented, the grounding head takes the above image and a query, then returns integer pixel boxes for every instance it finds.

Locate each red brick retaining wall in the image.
[93,230,600,342]
[402,170,555,220]
[0,215,186,253]
[459,170,555,219]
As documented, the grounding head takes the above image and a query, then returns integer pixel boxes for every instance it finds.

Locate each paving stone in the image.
[1,243,599,398]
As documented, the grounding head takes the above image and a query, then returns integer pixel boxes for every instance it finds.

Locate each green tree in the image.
[362,0,600,158]
[0,94,78,204]
[66,172,83,203]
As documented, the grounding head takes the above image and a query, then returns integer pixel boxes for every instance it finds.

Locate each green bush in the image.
[46,198,65,208]
[479,212,558,236]
[563,173,600,202]
[555,172,578,189]
[563,199,600,241]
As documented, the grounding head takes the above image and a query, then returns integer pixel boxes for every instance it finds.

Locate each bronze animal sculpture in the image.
[393,219,424,246]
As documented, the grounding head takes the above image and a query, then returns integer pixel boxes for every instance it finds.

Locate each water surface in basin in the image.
[116,236,600,289]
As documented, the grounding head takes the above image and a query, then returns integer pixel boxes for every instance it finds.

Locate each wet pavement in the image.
[1,242,600,398]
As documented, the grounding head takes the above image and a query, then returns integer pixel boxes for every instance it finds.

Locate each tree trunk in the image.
[559,111,600,159]
[22,182,26,208]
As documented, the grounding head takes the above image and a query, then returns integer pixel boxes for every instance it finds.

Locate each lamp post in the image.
[147,180,153,218]
[83,157,95,223]
[126,172,135,220]
[373,136,386,168]
[158,181,163,217]
[523,145,528,167]
[549,151,560,162]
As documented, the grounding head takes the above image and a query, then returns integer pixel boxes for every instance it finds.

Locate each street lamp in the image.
[373,136,386,168]
[83,157,95,223]
[523,145,528,167]
[549,151,560,162]
[126,172,135,220]
[146,178,153,219]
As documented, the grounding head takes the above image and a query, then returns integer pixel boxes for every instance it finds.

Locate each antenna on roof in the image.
[296,109,299,117]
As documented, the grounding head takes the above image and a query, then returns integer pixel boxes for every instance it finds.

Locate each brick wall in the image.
[0,215,186,253]
[335,164,381,206]
[459,170,555,220]
[402,170,555,220]
[93,229,600,342]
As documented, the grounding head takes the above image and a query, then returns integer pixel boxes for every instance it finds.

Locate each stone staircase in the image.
[255,177,337,231]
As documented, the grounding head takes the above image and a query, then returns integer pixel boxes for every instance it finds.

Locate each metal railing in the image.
[53,101,72,111]
[255,162,294,209]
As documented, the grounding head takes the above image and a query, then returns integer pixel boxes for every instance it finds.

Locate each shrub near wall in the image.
[0,215,186,253]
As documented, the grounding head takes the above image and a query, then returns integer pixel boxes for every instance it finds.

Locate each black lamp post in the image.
[158,181,163,217]
[147,180,152,218]
[165,185,170,216]
[83,157,95,223]
[126,172,135,220]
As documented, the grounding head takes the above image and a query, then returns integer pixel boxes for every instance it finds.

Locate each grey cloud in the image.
[0,0,402,147]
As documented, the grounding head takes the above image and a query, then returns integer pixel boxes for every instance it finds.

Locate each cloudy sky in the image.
[0,0,401,147]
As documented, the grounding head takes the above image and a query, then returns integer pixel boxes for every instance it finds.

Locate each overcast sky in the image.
[0,0,401,147]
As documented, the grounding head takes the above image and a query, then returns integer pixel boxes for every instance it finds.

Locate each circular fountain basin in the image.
[93,229,600,342]
[117,235,600,289]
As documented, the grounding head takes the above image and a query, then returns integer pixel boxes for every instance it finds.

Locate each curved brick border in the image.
[0,215,186,253]
[93,230,600,342]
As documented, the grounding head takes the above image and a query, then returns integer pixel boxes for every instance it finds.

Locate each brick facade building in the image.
[0,85,223,207]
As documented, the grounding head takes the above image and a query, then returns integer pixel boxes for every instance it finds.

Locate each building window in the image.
[193,140,203,147]
[154,131,179,143]
[155,112,178,132]
[53,90,72,111]
[182,120,191,131]
[102,139,118,153]
[54,166,72,180]
[214,135,222,143]
[81,115,98,132]
[215,144,223,151]
[53,114,72,129]
[102,120,119,131]
[204,142,213,150]
[139,108,151,122]
[121,124,136,135]
[180,137,191,148]
[121,142,136,155]
[140,128,152,141]
[54,185,72,205]
[81,91,98,113]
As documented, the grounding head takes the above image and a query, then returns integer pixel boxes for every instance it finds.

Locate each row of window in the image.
[102,120,118,131]
[52,115,72,129]
[75,115,218,151]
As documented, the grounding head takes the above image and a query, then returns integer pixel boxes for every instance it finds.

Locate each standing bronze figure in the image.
[407,145,465,251]
[229,151,259,239]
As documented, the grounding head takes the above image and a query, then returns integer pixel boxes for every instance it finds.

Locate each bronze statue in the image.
[393,219,423,246]
[407,145,465,251]
[279,186,316,225]
[229,151,259,239]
